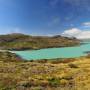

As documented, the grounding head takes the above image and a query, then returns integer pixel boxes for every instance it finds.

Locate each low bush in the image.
[68,63,78,68]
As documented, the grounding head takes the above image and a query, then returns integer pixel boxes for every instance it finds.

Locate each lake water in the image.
[11,42,90,60]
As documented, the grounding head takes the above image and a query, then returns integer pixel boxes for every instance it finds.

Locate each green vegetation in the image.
[0,33,80,50]
[0,51,90,90]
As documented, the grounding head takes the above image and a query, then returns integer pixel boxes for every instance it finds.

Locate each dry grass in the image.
[0,54,89,90]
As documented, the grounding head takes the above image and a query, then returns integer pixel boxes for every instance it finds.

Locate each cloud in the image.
[49,0,90,8]
[10,27,22,33]
[49,0,90,11]
[62,28,90,39]
[0,27,22,35]
[63,0,90,11]
[49,0,59,7]
[64,0,90,6]
[47,17,60,26]
[82,22,90,27]
[45,0,59,9]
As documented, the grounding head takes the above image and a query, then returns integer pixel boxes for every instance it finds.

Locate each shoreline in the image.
[3,43,81,52]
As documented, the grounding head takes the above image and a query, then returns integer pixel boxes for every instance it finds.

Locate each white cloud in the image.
[62,28,90,39]
[11,27,21,33]
[0,27,22,35]
[82,22,90,27]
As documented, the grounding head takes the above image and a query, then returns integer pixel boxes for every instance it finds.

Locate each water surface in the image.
[11,43,90,60]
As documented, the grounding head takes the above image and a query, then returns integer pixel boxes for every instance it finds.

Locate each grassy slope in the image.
[0,33,80,50]
[0,52,90,90]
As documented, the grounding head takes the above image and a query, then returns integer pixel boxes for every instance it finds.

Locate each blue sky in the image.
[1,0,90,37]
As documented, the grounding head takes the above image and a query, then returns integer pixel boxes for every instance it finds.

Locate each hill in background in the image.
[0,33,80,50]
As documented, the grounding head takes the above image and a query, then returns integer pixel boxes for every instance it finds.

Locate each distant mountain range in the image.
[79,38,90,42]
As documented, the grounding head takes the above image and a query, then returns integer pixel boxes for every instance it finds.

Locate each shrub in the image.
[60,79,68,86]
[31,86,43,90]
[48,77,60,87]
[68,63,78,68]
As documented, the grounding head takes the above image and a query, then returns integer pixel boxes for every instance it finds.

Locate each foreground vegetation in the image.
[0,33,80,50]
[0,51,90,90]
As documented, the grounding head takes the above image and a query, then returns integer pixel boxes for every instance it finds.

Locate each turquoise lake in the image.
[11,43,90,60]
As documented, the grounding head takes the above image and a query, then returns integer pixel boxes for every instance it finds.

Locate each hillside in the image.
[0,33,80,50]
[0,51,90,90]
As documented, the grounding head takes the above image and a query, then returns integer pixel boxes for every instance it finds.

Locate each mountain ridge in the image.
[0,33,80,50]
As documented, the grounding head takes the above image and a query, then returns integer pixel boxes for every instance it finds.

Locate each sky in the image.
[1,0,90,38]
